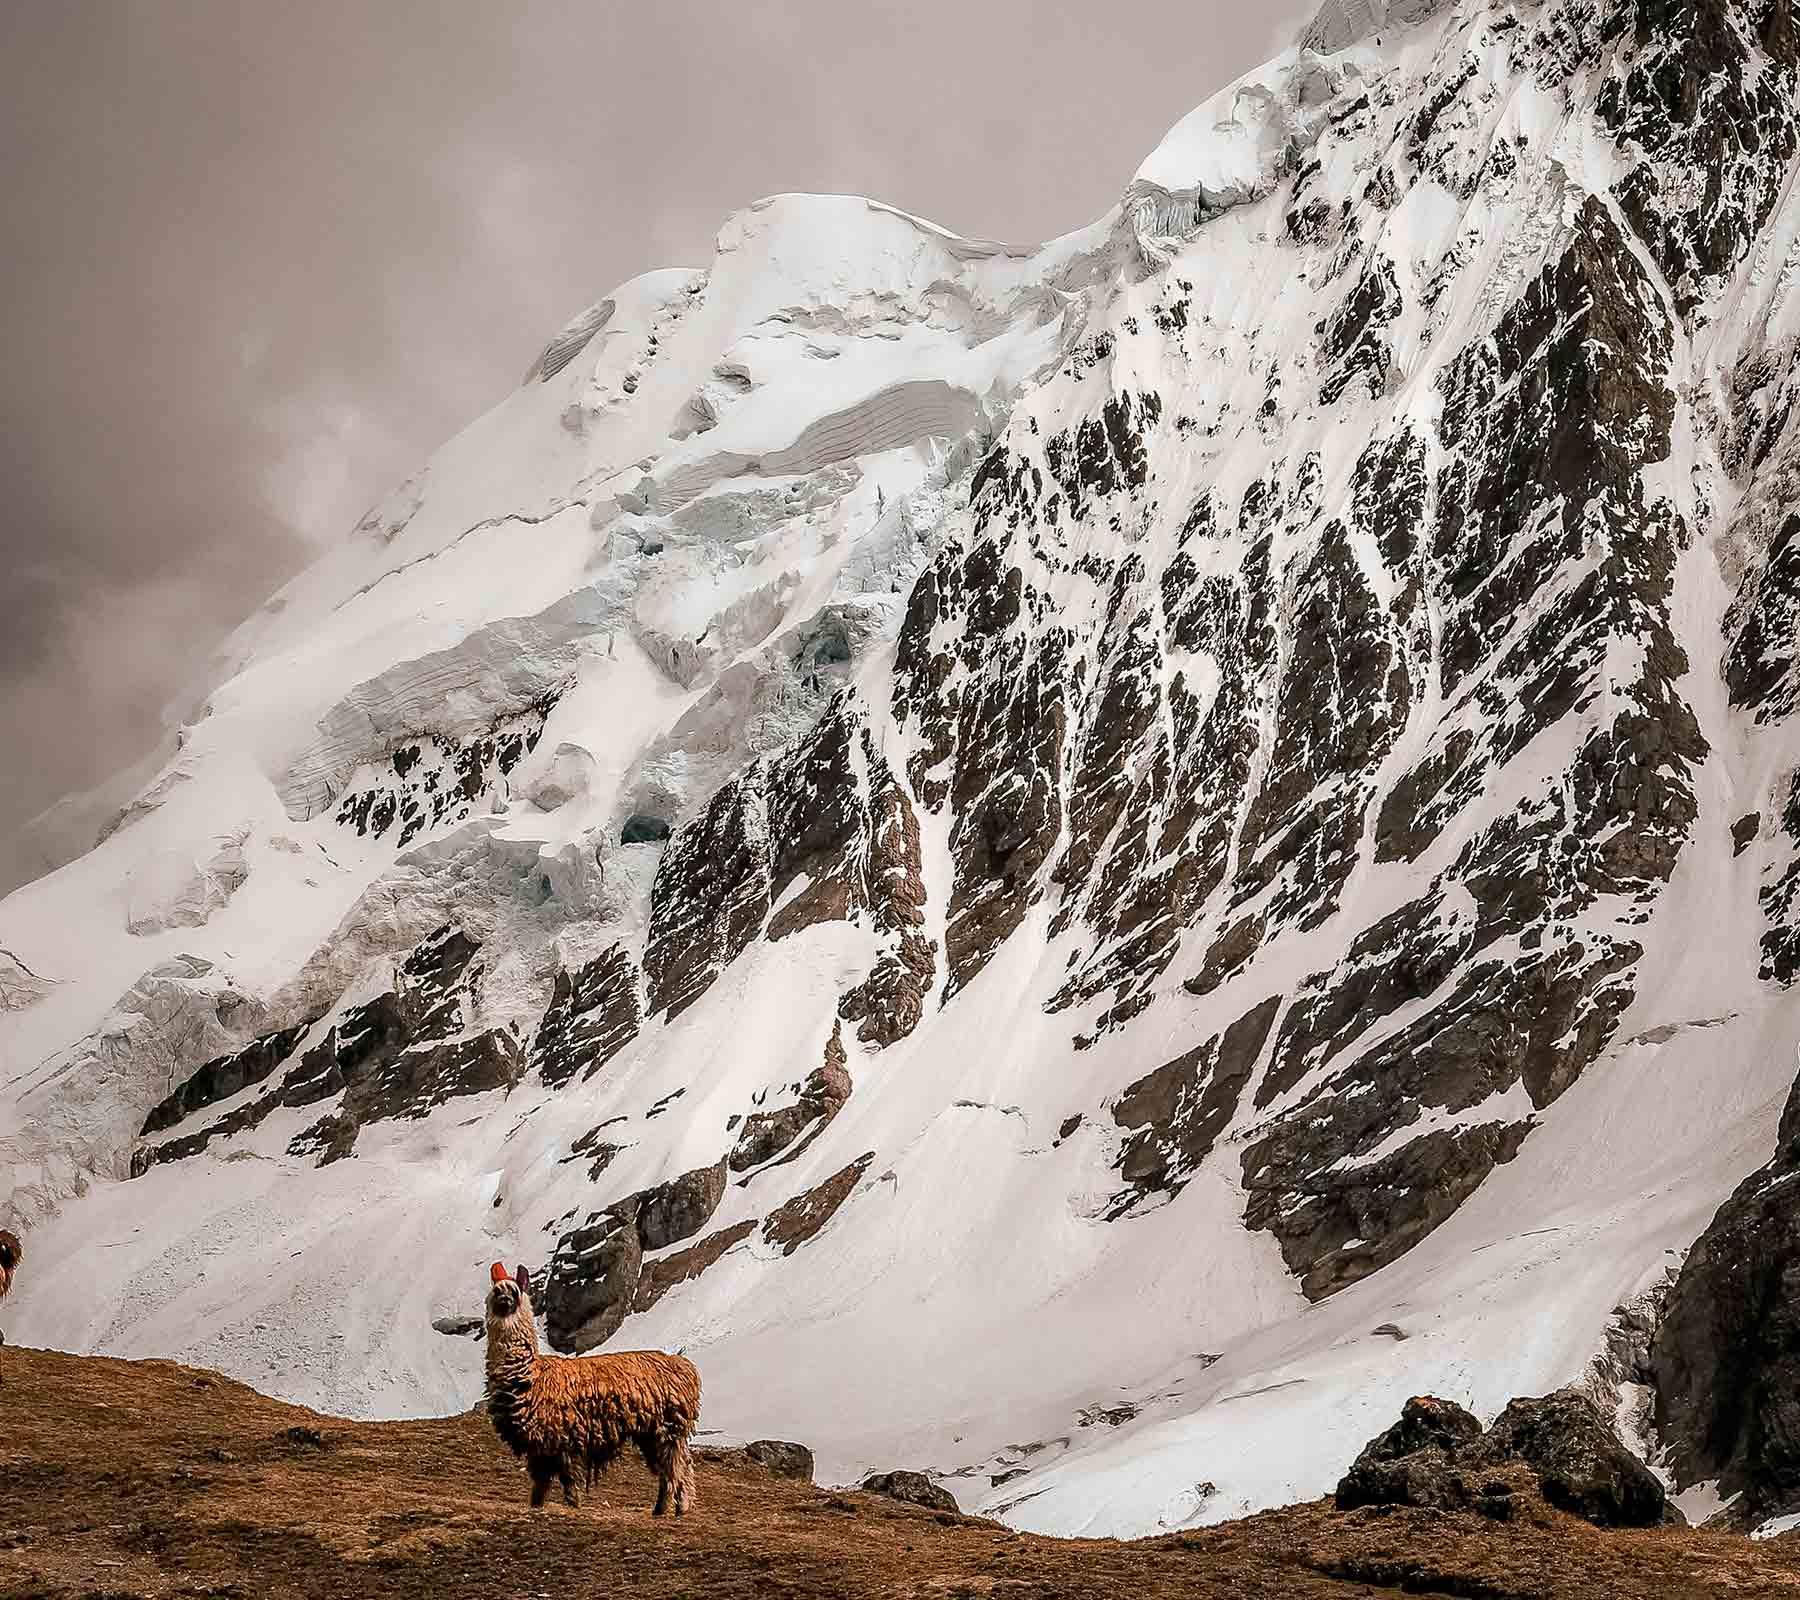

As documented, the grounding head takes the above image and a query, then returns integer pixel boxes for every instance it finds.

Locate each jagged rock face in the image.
[530,944,641,1088]
[890,99,1703,1298]
[132,924,523,1173]
[633,1159,729,1252]
[1110,997,1279,1210]
[333,707,550,851]
[138,1021,316,1136]
[645,700,933,1036]
[762,1153,874,1256]
[14,0,1800,1540]
[543,1145,867,1347]
[543,1159,731,1347]
[1653,1067,1800,1525]
[1601,0,1798,318]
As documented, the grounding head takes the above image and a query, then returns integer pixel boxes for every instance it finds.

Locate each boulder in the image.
[1353,1394,1485,1462]
[1335,1390,1664,1528]
[1335,1395,1484,1512]
[431,1315,483,1338]
[861,1471,958,1513]
[746,1440,815,1481]
[1480,1392,1666,1528]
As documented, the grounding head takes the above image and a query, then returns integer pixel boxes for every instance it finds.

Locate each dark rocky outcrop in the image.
[1232,189,1704,1295]
[837,932,935,1049]
[1337,1391,1665,1528]
[1480,1392,1667,1528]
[139,1020,316,1136]
[333,697,556,849]
[134,925,524,1173]
[860,1471,959,1514]
[763,1153,874,1255]
[632,1219,756,1315]
[1240,934,1639,1297]
[1599,0,1799,320]
[560,1124,624,1183]
[1734,812,1763,856]
[1110,997,1280,1210]
[631,1159,729,1252]
[541,1212,643,1354]
[530,944,641,1088]
[1652,1063,1800,1527]
[729,1032,853,1173]
[644,704,932,1026]
[431,1315,483,1338]
[1336,1396,1486,1513]
[544,1157,732,1341]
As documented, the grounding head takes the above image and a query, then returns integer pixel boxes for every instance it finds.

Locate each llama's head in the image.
[486,1261,531,1324]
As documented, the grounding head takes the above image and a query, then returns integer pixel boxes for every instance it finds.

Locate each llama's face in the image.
[486,1263,530,1321]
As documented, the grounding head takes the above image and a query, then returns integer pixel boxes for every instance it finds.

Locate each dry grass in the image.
[6,1343,1800,1598]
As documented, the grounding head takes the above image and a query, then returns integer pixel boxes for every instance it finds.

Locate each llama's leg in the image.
[672,1436,695,1515]
[650,1436,673,1517]
[558,1460,579,1508]
[528,1458,553,1509]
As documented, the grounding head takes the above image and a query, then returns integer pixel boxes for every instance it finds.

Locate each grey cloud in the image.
[0,0,1312,856]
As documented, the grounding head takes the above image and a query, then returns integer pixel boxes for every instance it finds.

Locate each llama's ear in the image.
[515,1264,531,1295]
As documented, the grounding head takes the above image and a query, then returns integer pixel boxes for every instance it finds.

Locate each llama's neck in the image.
[485,1299,540,1390]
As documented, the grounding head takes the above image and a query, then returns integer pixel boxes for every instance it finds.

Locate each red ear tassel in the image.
[490,1261,510,1284]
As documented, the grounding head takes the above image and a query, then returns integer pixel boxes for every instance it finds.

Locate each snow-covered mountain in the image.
[7,0,1800,1540]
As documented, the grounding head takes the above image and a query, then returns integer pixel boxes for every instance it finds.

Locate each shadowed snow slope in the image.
[8,0,1800,1542]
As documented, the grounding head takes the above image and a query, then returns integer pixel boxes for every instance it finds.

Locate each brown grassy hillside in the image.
[6,1344,1800,1598]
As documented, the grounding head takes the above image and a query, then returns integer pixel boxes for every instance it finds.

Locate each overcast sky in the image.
[0,0,1309,841]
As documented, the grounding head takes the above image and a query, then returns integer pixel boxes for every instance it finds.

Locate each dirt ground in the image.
[5,1344,1800,1599]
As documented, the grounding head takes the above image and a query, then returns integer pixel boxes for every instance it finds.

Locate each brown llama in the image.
[482,1261,700,1514]
[0,1228,20,1361]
